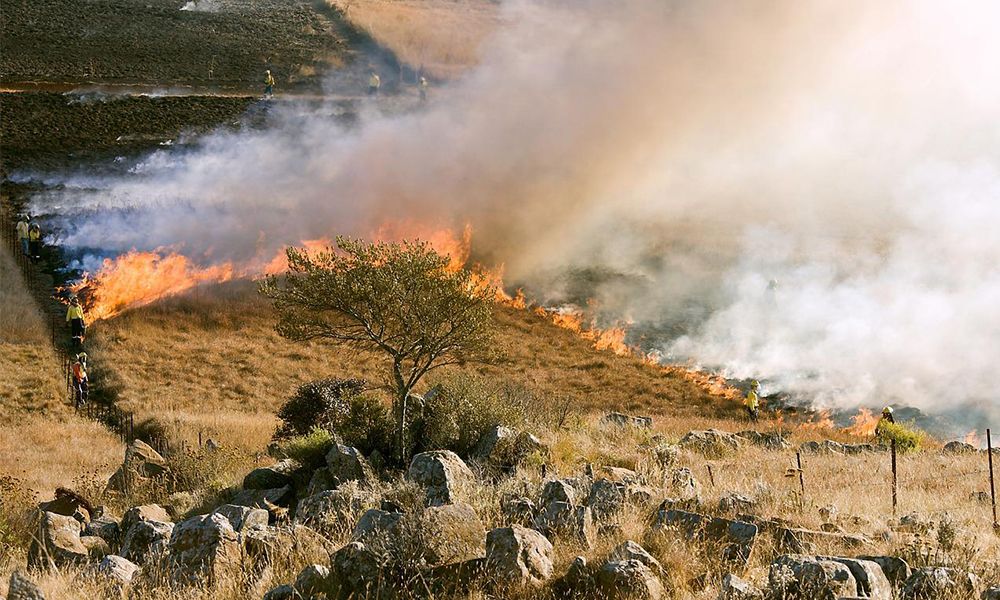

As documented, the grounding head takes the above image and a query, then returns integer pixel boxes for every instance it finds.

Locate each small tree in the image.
[259,237,496,462]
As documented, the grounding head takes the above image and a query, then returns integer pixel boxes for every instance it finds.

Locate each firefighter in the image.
[27,222,41,260]
[875,406,895,437]
[67,296,86,348]
[264,70,275,97]
[16,216,29,256]
[72,352,89,408]
[745,380,761,422]
[419,76,429,102]
[368,71,381,96]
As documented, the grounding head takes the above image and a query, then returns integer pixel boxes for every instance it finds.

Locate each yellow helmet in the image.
[750,380,760,388]
[76,352,87,361]
[882,406,893,415]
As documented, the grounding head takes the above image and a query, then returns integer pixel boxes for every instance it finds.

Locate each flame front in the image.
[843,408,880,437]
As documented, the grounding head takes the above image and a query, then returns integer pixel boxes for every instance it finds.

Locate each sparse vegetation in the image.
[877,421,929,453]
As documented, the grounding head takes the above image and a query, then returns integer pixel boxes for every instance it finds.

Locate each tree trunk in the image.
[392,361,411,464]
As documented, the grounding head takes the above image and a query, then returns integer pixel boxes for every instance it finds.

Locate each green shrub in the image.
[274,378,367,440]
[337,393,394,457]
[876,421,927,453]
[415,374,529,457]
[277,427,336,469]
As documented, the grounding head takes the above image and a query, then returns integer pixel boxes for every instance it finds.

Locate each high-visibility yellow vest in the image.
[67,305,85,321]
[745,390,759,410]
[369,74,380,87]
[16,221,28,239]
[28,228,41,241]
[265,73,275,85]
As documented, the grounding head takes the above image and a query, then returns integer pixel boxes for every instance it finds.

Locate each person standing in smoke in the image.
[264,69,275,98]
[419,76,429,102]
[67,295,86,348]
[745,380,761,422]
[15,216,29,256]
[368,71,381,96]
[27,221,41,261]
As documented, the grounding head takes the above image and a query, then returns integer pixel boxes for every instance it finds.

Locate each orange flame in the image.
[71,250,235,320]
[843,408,880,437]
[963,429,983,447]
[798,409,836,431]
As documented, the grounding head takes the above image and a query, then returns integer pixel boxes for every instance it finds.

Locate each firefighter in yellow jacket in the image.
[368,71,381,96]
[264,70,275,97]
[27,222,41,260]
[67,296,86,347]
[745,380,761,422]
[16,216,29,256]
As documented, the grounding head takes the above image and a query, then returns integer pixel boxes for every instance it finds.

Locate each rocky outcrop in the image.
[243,459,300,490]
[533,501,596,548]
[27,511,89,568]
[595,559,664,600]
[106,440,169,492]
[607,540,665,579]
[484,525,554,588]
[167,512,242,585]
[718,573,763,600]
[120,519,174,564]
[602,412,653,428]
[93,555,140,587]
[294,564,331,597]
[327,541,391,600]
[901,567,980,600]
[769,555,858,600]
[407,450,474,506]
[210,504,269,532]
[326,444,375,485]
[7,570,45,600]
[295,487,373,536]
[471,425,547,469]
[735,430,790,450]
[653,509,757,563]
[84,515,122,549]
[121,504,171,534]
[411,502,487,567]
[679,429,742,455]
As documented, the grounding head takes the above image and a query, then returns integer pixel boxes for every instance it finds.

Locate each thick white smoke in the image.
[31,0,1000,426]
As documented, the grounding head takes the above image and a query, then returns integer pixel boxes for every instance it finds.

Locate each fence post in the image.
[796,452,806,507]
[891,439,898,518]
[707,464,716,488]
[988,429,997,529]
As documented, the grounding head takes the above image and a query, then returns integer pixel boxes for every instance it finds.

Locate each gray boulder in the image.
[679,429,742,455]
[231,485,293,513]
[718,573,762,600]
[328,541,391,600]
[602,412,653,428]
[407,450,474,506]
[735,430,790,450]
[943,441,978,454]
[588,478,627,519]
[243,459,300,490]
[306,467,337,496]
[294,564,331,597]
[607,540,665,579]
[769,555,858,600]
[80,535,111,559]
[351,508,403,556]
[902,567,980,600]
[533,501,596,548]
[819,556,893,599]
[121,504,171,533]
[858,555,911,586]
[650,443,681,469]
[666,468,702,508]
[718,493,756,515]
[472,425,547,469]
[653,509,757,564]
[295,487,373,536]
[412,502,487,567]
[326,444,375,485]
[27,511,88,568]
[595,559,664,600]
[541,479,579,507]
[93,555,140,586]
[7,571,44,600]
[106,440,169,491]
[84,515,121,548]
[210,504,269,532]
[484,525,554,588]
[120,519,174,564]
[167,512,241,584]
[262,584,297,600]
[501,497,536,527]
[983,587,1000,600]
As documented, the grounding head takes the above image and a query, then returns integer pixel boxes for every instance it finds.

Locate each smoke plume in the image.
[29,0,1000,428]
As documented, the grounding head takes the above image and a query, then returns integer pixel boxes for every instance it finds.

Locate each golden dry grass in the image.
[89,280,734,452]
[0,247,121,498]
[330,0,500,79]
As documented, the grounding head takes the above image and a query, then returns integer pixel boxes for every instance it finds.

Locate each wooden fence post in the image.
[988,429,997,529]
[891,439,898,518]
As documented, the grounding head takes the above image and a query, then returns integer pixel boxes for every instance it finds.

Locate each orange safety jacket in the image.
[72,362,87,382]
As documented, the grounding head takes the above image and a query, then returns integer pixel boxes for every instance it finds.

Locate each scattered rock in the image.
[294,564,331,597]
[982,587,1000,600]
[106,440,169,491]
[653,509,757,563]
[211,504,269,532]
[407,450,475,506]
[121,504,171,533]
[943,441,977,454]
[500,497,536,527]
[819,556,893,599]
[595,559,664,600]
[607,540,664,578]
[262,584,297,600]
[327,541,390,600]
[718,572,763,600]
[718,493,756,515]
[120,519,174,564]
[666,467,702,508]
[93,555,140,587]
[27,511,88,568]
[541,479,579,507]
[411,502,487,567]
[472,425,547,469]
[231,485,293,512]
[167,512,241,584]
[326,444,375,485]
[484,525,554,588]
[351,508,403,556]
[679,429,742,455]
[774,526,870,553]
[902,567,980,600]
[588,478,627,519]
[533,501,596,548]
[295,487,372,536]
[857,555,911,586]
[80,535,111,559]
[165,491,199,519]
[7,571,45,600]
[83,515,121,549]
[735,430,790,450]
[602,412,653,428]
[242,524,335,566]
[769,555,858,599]
[650,443,681,469]
[243,459,301,490]
[306,467,337,496]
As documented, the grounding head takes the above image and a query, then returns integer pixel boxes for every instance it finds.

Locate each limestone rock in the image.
[106,440,168,491]
[500,497,536,527]
[472,425,547,469]
[718,493,756,515]
[120,519,174,564]
[262,584,297,600]
[167,512,241,584]
[858,555,911,586]
[121,504,171,533]
[243,459,300,490]
[80,535,111,559]
[902,567,980,600]
[679,429,742,455]
[541,479,579,507]
[294,564,331,597]
[411,502,487,567]
[588,478,627,519]
[718,573,762,600]
[211,504,269,532]
[602,412,653,428]
[653,509,757,564]
[484,525,554,588]
[328,542,391,600]
[407,450,474,506]
[326,444,375,485]
[295,487,373,536]
[83,515,121,549]
[351,508,403,556]
[7,571,45,600]
[607,540,664,579]
[595,559,664,600]
[231,485,293,512]
[93,555,140,586]
[533,501,596,548]
[735,430,790,450]
[943,441,977,454]
[769,555,858,600]
[27,511,88,568]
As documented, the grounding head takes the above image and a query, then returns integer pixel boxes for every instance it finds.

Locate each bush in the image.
[274,378,367,439]
[277,427,336,469]
[414,374,529,457]
[876,421,927,453]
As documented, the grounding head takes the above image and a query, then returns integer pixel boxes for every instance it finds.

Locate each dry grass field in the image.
[329,0,500,78]
[87,280,735,452]
[0,247,121,497]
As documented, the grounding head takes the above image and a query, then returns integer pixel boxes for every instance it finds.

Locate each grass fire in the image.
[3,1,1000,599]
